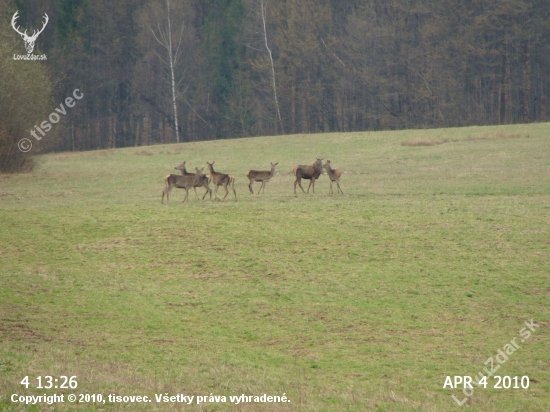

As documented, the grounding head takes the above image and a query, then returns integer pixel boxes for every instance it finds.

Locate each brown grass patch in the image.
[401,138,449,147]
[402,131,530,147]
[134,149,154,156]
[0,320,45,341]
[466,131,529,141]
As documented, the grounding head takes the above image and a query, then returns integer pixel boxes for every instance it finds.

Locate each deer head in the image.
[12,11,49,54]
[174,161,186,173]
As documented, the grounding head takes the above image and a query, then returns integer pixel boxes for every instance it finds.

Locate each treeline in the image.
[2,0,550,163]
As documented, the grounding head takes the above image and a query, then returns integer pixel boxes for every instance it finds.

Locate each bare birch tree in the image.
[151,0,185,142]
[257,0,284,134]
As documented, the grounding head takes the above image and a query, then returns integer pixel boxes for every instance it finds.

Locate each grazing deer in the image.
[175,161,212,200]
[206,161,237,201]
[293,158,323,194]
[246,162,278,194]
[323,160,343,194]
[161,168,205,204]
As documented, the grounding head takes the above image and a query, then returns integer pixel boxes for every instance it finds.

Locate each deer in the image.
[175,161,212,200]
[293,158,323,194]
[323,160,343,194]
[246,162,278,194]
[206,161,237,201]
[161,167,205,204]
[11,11,49,54]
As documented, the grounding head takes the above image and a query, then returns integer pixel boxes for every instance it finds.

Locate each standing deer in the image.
[323,160,343,194]
[246,162,278,194]
[161,168,205,204]
[175,161,212,200]
[293,158,323,194]
[11,11,49,54]
[206,161,237,201]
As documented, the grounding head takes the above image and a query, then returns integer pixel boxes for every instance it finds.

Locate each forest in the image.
[1,0,550,171]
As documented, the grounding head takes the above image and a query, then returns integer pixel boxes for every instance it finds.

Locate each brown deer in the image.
[293,158,323,194]
[161,168,205,204]
[323,160,343,194]
[206,161,237,201]
[246,162,278,194]
[175,161,212,200]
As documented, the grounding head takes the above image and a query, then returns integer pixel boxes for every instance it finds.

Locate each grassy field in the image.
[0,124,549,411]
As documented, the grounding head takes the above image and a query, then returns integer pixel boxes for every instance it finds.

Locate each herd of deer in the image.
[161,158,343,204]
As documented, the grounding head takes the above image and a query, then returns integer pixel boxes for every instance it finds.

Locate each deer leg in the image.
[329,180,333,194]
[204,182,212,200]
[248,179,254,194]
[194,187,199,200]
[162,183,172,204]
[222,182,229,201]
[257,181,264,194]
[232,183,237,201]
[294,177,306,194]
[182,187,190,203]
[307,178,315,194]
[213,184,220,201]
[336,181,343,194]
[162,182,168,204]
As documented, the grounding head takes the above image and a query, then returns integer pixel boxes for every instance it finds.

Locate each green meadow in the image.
[0,124,549,411]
